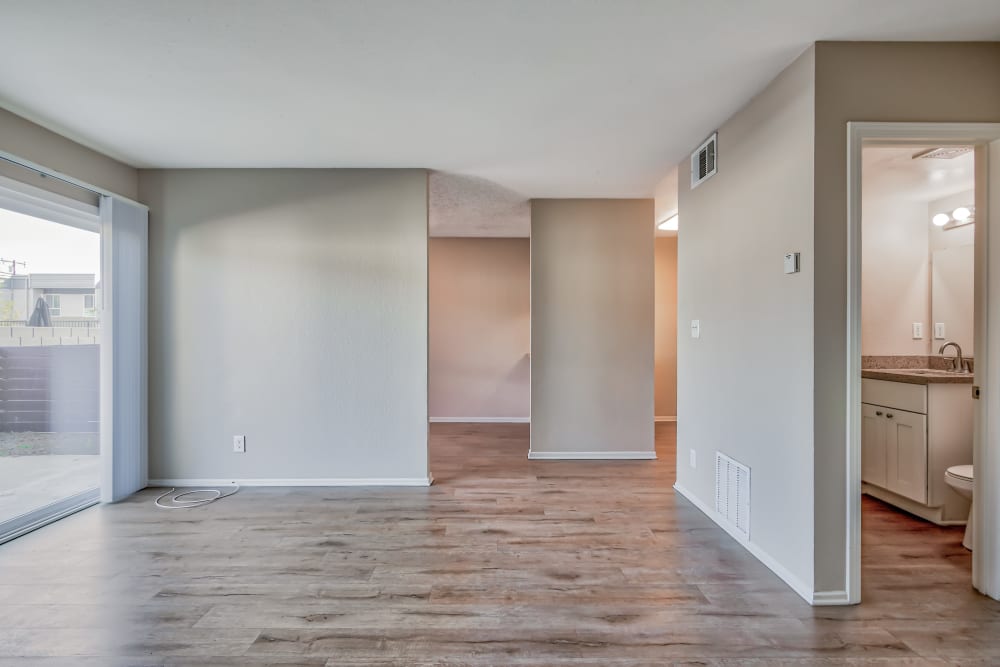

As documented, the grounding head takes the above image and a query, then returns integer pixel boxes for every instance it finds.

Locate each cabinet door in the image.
[861,403,887,488]
[885,409,928,503]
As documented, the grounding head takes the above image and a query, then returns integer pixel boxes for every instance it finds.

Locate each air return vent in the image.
[715,452,750,539]
[690,132,718,188]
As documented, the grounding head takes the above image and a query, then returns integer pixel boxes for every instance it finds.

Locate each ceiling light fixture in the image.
[952,206,972,222]
[932,213,951,227]
[657,214,678,231]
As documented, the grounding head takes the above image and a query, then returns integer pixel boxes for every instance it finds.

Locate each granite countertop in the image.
[861,368,974,385]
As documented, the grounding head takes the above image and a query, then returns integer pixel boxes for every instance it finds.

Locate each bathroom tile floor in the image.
[0,422,995,665]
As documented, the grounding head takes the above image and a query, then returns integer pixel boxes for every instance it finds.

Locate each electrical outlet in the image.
[934,322,946,339]
[689,449,697,469]
[233,435,246,453]
[912,322,924,340]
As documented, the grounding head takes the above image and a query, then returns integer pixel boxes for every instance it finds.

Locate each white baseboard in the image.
[527,450,656,460]
[148,476,434,488]
[674,482,826,606]
[812,589,851,605]
[655,416,677,422]
[430,417,530,423]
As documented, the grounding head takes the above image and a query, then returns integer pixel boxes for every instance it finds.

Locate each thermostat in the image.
[783,252,800,274]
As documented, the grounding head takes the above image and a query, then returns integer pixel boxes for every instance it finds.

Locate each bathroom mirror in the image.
[931,244,974,354]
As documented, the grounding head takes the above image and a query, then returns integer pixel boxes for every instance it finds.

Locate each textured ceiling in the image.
[429,172,530,237]
[1,0,999,238]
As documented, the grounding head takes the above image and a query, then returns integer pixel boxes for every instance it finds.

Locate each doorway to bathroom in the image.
[847,123,1000,603]
[858,141,976,596]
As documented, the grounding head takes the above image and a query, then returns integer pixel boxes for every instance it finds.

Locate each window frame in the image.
[44,293,62,317]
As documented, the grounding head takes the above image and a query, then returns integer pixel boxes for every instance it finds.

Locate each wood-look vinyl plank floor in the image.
[0,422,996,665]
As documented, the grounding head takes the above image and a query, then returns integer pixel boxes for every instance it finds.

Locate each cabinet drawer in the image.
[861,379,927,414]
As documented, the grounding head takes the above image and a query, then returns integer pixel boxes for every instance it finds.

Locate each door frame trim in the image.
[846,122,1000,604]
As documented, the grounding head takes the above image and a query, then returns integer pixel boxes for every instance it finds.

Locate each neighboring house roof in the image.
[4,273,96,289]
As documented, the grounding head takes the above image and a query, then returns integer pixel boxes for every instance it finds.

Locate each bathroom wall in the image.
[429,237,530,421]
[861,157,975,359]
[930,190,976,354]
[860,153,932,357]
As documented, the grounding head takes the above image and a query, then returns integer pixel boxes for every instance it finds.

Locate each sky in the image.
[0,208,100,280]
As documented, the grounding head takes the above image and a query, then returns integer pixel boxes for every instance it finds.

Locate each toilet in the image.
[945,465,974,550]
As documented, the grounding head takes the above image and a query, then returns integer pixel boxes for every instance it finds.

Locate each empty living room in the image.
[1,1,1000,664]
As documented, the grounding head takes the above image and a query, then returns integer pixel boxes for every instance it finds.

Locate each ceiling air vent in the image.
[912,147,973,160]
[690,132,718,189]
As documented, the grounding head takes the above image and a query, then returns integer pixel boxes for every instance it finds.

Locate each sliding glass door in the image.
[0,187,102,542]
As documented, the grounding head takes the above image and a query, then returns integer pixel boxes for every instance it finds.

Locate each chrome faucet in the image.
[939,341,965,372]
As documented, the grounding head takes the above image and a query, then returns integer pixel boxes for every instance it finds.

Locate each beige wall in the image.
[677,48,816,592]
[429,238,530,420]
[813,41,1000,593]
[0,107,138,199]
[861,157,932,356]
[530,199,654,457]
[140,169,430,482]
[655,237,677,417]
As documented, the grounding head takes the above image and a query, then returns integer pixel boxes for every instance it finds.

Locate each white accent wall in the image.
[140,169,429,484]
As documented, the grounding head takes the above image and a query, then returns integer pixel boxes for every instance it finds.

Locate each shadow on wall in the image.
[139,169,430,481]
[483,353,530,414]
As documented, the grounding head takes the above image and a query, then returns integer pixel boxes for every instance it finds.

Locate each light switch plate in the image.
[934,322,946,339]
[783,252,800,274]
[690,320,701,339]
[689,449,697,469]
[912,323,924,340]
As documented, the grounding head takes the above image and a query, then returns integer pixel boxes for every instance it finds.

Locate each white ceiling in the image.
[863,146,975,204]
[1,1,999,237]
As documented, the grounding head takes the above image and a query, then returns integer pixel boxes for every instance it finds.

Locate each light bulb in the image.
[932,213,950,227]
[952,207,972,222]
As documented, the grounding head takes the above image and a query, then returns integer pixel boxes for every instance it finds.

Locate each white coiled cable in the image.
[154,485,239,509]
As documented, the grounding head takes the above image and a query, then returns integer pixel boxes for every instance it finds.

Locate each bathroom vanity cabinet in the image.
[861,376,973,524]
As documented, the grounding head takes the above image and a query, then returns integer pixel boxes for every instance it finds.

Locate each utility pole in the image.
[0,258,28,322]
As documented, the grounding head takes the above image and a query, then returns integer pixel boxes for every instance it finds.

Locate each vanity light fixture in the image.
[930,206,975,229]
[657,214,678,231]
[952,206,972,222]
